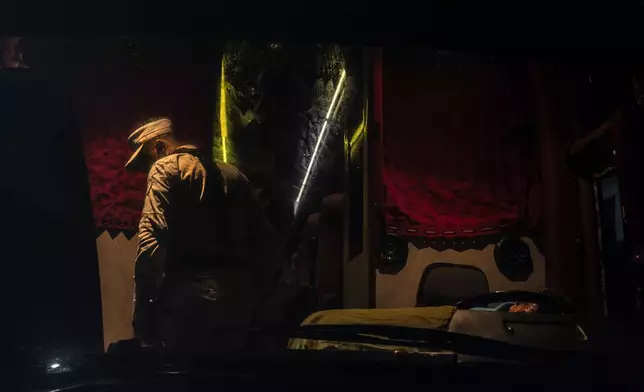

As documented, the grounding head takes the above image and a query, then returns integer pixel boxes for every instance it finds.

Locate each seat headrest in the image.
[416,263,489,307]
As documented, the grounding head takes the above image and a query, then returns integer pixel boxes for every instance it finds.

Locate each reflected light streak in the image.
[349,100,368,158]
[294,69,347,214]
[219,58,228,162]
[350,119,365,146]
[350,123,365,158]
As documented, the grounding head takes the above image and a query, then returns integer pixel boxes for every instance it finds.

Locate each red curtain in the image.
[78,65,213,233]
[381,50,540,238]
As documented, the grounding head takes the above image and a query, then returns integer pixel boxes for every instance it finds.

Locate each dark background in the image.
[6,0,644,360]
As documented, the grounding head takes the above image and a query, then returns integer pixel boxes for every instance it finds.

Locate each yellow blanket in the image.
[288,306,457,351]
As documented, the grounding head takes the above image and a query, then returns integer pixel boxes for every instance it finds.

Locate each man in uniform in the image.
[125,117,281,352]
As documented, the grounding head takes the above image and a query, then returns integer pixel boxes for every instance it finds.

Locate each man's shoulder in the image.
[150,152,203,177]
[149,155,180,176]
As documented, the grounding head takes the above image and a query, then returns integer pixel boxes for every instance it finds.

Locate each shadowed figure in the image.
[125,117,282,352]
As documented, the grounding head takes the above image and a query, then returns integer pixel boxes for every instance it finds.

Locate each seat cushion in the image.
[288,306,457,351]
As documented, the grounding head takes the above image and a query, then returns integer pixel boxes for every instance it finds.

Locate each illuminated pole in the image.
[294,69,346,215]
[219,57,228,162]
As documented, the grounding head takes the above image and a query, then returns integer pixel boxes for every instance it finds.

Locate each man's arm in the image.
[133,161,174,342]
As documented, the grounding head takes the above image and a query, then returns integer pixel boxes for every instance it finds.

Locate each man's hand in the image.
[133,246,167,345]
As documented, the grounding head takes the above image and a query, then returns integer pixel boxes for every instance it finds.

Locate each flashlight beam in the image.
[294,69,346,214]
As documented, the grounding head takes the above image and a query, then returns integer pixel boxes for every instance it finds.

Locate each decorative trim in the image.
[406,233,506,252]
[107,229,121,239]
[386,221,516,237]
[123,230,137,241]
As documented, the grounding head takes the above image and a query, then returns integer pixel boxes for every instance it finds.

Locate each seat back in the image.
[416,263,489,307]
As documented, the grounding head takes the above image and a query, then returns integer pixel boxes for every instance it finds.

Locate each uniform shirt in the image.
[134,145,278,312]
